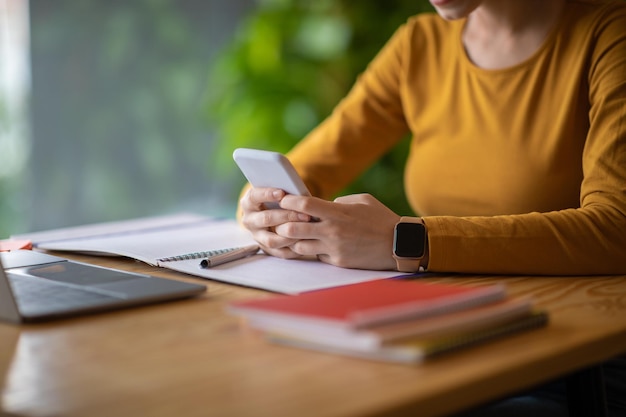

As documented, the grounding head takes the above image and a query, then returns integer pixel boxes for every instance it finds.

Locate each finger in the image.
[251,229,304,259]
[289,239,327,257]
[252,229,302,260]
[279,195,335,219]
[333,193,373,204]
[241,187,286,210]
[316,253,332,264]
[274,221,321,240]
[288,238,345,267]
[252,228,299,249]
[261,246,303,260]
[243,208,311,230]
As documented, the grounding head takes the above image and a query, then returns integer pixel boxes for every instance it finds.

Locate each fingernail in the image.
[272,190,283,199]
[297,213,310,221]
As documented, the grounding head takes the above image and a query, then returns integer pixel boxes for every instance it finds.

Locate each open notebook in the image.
[0,250,205,323]
[11,214,402,294]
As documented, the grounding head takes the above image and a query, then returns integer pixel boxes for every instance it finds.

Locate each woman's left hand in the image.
[275,193,401,270]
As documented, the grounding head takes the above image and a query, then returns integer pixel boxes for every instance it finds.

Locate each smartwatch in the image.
[393,217,428,272]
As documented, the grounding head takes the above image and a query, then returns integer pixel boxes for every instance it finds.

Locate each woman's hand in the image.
[276,193,401,270]
[239,187,312,259]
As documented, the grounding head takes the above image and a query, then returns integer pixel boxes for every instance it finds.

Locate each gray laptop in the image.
[0,250,206,323]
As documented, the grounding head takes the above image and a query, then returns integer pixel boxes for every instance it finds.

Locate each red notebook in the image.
[227,279,506,329]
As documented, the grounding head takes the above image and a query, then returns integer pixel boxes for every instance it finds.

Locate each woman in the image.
[239,0,626,276]
[239,0,626,414]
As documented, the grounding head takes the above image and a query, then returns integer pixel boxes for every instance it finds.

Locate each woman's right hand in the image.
[238,187,311,259]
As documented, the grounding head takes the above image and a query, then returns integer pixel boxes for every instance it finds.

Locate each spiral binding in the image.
[157,247,240,263]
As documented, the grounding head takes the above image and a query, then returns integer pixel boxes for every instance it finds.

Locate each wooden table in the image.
[1,253,626,417]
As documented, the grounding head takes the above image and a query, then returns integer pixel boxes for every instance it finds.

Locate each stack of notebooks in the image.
[227,279,548,364]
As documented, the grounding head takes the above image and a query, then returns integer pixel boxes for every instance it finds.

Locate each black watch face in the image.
[394,222,426,258]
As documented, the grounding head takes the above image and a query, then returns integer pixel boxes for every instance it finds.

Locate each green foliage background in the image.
[1,0,243,236]
[0,0,433,238]
[205,0,433,215]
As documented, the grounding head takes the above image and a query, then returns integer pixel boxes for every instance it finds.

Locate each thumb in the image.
[334,193,373,204]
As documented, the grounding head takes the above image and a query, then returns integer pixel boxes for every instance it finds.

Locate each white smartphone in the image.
[233,148,311,209]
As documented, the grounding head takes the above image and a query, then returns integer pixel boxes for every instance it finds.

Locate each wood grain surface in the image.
[1,253,625,417]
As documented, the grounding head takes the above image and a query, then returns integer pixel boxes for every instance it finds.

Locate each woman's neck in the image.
[463,0,566,69]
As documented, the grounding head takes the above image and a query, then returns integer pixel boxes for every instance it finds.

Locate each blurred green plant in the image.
[205,0,433,215]
[2,0,257,236]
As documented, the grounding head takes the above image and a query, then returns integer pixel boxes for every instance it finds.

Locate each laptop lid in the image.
[0,250,206,323]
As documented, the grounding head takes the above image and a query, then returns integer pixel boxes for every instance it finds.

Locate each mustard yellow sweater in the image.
[287,0,626,275]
